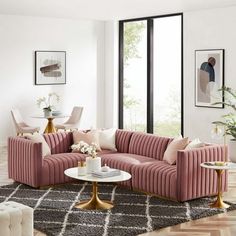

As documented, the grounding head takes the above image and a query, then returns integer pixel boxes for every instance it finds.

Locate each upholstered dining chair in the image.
[11,109,40,136]
[55,106,83,131]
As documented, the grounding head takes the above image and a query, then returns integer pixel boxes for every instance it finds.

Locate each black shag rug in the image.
[0,182,235,236]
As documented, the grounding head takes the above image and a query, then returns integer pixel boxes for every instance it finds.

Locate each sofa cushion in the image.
[115,129,134,153]
[99,128,117,151]
[72,130,101,151]
[163,137,189,165]
[44,132,73,154]
[185,138,205,150]
[128,132,171,160]
[100,153,156,187]
[25,133,51,157]
[131,161,177,199]
[98,149,117,155]
[41,152,86,186]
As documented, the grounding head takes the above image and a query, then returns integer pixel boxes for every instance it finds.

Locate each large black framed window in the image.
[119,13,183,136]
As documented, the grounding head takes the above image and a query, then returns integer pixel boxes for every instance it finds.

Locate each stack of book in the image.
[92,168,121,178]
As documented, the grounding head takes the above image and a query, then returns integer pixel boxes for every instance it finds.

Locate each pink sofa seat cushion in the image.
[41,153,86,186]
[98,149,117,155]
[100,153,157,187]
[132,161,177,200]
[128,132,171,160]
[72,149,117,155]
[101,153,156,168]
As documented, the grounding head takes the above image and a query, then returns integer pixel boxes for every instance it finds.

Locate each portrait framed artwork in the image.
[35,51,66,85]
[195,49,224,108]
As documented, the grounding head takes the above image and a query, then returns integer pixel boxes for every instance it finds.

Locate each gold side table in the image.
[200,162,236,209]
[64,167,131,210]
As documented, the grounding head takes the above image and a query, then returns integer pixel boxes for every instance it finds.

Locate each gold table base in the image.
[44,117,56,134]
[210,169,230,209]
[75,182,114,210]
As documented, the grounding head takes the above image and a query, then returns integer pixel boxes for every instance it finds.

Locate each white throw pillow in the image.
[185,138,205,150]
[99,128,117,151]
[25,133,51,157]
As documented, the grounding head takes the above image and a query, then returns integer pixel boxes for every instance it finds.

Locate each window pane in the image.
[123,21,147,132]
[153,16,182,136]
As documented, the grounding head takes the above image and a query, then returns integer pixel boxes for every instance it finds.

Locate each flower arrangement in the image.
[37,92,60,111]
[212,86,236,139]
[71,141,98,158]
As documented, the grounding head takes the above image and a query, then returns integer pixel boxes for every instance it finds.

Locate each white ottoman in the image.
[0,201,33,236]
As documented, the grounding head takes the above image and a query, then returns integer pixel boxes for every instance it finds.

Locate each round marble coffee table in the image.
[200,162,236,209]
[64,167,131,210]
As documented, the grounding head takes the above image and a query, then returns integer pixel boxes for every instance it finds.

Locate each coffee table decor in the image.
[91,167,121,178]
[0,183,236,236]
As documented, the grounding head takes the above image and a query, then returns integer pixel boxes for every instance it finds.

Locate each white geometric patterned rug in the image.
[0,182,235,236]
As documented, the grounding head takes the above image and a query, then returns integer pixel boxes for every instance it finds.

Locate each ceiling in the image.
[0,0,235,21]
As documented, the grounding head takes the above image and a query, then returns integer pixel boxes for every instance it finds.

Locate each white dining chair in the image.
[11,109,40,136]
[55,106,83,131]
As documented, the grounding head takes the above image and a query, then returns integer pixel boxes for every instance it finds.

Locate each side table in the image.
[200,162,236,208]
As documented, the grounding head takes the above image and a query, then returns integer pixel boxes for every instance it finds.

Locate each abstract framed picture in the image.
[195,49,224,108]
[35,51,66,85]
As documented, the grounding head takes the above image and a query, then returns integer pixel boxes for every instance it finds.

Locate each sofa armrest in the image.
[176,145,228,201]
[8,137,43,188]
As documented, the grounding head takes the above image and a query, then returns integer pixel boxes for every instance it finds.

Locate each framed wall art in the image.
[35,51,66,85]
[195,49,224,108]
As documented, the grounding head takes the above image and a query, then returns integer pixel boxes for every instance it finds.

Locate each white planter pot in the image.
[86,156,101,174]
[43,109,52,117]
[228,140,236,162]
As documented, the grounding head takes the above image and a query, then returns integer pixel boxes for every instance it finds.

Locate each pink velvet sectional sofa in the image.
[8,130,228,202]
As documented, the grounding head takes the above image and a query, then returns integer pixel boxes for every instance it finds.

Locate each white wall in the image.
[104,6,236,143]
[184,6,236,143]
[104,21,119,128]
[0,14,105,145]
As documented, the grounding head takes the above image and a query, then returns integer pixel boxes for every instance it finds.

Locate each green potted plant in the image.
[212,86,236,162]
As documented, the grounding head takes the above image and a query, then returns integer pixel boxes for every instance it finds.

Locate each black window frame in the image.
[118,13,184,135]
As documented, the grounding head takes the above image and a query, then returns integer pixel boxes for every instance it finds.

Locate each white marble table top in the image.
[200,162,236,170]
[64,167,131,183]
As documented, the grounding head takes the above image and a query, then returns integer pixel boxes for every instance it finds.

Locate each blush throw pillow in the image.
[163,137,189,165]
[25,133,51,157]
[73,130,101,151]
[185,138,205,150]
[99,128,117,151]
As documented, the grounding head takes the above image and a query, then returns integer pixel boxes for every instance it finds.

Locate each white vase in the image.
[86,156,101,174]
[43,109,52,117]
[228,140,236,162]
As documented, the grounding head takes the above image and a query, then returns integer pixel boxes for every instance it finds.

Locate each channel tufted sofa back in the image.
[43,132,73,154]
[115,129,134,153]
[128,132,171,160]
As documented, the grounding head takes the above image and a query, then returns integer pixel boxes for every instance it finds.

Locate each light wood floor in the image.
[1,146,236,236]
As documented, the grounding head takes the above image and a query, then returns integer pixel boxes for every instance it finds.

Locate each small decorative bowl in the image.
[215,161,227,166]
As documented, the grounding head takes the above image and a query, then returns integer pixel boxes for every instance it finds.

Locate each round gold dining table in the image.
[32,115,69,133]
